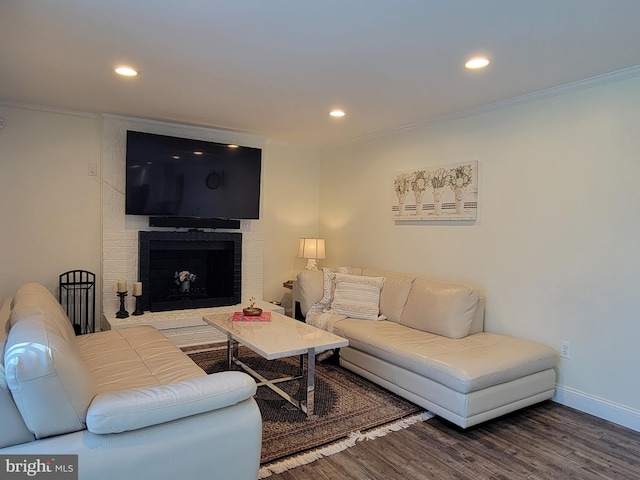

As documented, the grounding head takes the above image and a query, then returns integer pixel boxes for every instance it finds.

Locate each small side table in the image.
[287,279,305,321]
[282,280,294,317]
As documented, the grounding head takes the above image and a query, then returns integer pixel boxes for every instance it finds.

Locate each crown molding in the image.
[323,65,640,149]
[437,65,640,123]
[0,100,100,120]
[101,113,266,148]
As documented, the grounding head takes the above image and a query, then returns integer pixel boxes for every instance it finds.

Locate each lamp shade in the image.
[298,238,326,260]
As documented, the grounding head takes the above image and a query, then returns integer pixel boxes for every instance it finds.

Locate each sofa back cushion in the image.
[1,298,36,448]
[0,364,36,448]
[4,311,97,439]
[1,298,10,343]
[10,283,77,345]
[362,269,416,323]
[400,277,480,339]
[1,298,11,350]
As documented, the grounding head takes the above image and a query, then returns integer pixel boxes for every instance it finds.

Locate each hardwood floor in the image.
[266,402,640,479]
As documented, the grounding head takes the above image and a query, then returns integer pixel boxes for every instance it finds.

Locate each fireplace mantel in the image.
[102,300,284,347]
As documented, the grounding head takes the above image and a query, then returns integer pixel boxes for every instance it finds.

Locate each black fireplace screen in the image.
[139,231,242,312]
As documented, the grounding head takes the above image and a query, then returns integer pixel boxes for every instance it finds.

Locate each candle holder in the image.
[116,292,129,319]
[133,295,144,316]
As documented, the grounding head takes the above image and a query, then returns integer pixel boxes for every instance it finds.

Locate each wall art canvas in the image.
[392,160,478,221]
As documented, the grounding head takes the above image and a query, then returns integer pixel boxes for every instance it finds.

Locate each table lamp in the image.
[298,238,326,270]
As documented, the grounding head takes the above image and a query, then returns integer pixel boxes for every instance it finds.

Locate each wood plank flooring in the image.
[267,401,640,479]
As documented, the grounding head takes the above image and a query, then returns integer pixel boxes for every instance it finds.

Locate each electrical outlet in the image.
[88,163,97,176]
[560,340,571,359]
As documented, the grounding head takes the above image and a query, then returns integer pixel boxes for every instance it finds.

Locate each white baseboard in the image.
[553,385,640,433]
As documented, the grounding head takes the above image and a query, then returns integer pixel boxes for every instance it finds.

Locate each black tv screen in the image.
[125,131,261,219]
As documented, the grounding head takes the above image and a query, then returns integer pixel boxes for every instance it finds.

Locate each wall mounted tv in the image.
[125,131,261,220]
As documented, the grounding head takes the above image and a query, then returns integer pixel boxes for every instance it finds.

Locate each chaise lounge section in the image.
[294,268,559,428]
[1,283,262,480]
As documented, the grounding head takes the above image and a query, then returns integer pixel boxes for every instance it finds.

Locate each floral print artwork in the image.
[392,161,478,220]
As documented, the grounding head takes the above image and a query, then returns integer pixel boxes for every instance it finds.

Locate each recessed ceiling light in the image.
[227,144,239,148]
[114,66,139,77]
[330,109,346,118]
[465,57,490,69]
[193,151,203,155]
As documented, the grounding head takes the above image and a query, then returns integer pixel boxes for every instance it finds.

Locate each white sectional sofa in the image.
[294,268,558,428]
[1,283,262,480]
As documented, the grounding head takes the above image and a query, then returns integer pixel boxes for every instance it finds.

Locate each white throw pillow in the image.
[319,267,352,306]
[330,274,385,320]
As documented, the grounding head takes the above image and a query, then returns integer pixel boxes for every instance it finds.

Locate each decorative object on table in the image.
[298,237,326,270]
[116,288,129,319]
[233,311,271,322]
[392,160,478,221]
[132,281,144,316]
[175,270,197,293]
[242,296,263,316]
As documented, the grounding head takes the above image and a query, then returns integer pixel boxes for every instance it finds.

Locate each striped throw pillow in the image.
[330,274,385,320]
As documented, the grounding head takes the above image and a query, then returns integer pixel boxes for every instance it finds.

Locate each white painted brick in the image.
[101,116,265,321]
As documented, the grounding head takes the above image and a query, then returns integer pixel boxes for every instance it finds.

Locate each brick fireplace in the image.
[100,115,264,317]
[139,231,242,312]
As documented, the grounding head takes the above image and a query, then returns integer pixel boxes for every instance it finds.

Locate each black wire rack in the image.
[59,270,96,335]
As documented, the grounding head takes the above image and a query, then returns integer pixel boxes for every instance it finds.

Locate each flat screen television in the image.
[125,131,261,219]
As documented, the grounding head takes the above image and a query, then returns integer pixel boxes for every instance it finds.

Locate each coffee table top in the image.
[204,311,348,360]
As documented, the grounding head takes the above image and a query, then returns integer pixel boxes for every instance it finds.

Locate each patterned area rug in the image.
[188,347,431,476]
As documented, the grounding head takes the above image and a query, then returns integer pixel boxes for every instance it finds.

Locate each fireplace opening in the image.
[139,231,241,312]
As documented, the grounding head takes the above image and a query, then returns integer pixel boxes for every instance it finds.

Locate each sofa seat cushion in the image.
[332,319,558,394]
[77,326,205,394]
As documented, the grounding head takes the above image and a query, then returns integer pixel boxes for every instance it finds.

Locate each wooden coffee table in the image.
[204,311,348,416]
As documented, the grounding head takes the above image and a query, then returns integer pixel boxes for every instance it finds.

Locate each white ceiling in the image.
[2,0,640,145]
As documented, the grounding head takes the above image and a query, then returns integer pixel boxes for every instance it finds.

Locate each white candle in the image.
[117,280,127,293]
[133,282,142,296]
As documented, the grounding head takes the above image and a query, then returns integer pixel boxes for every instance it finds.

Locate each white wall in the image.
[0,103,102,309]
[262,140,321,311]
[319,75,640,430]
